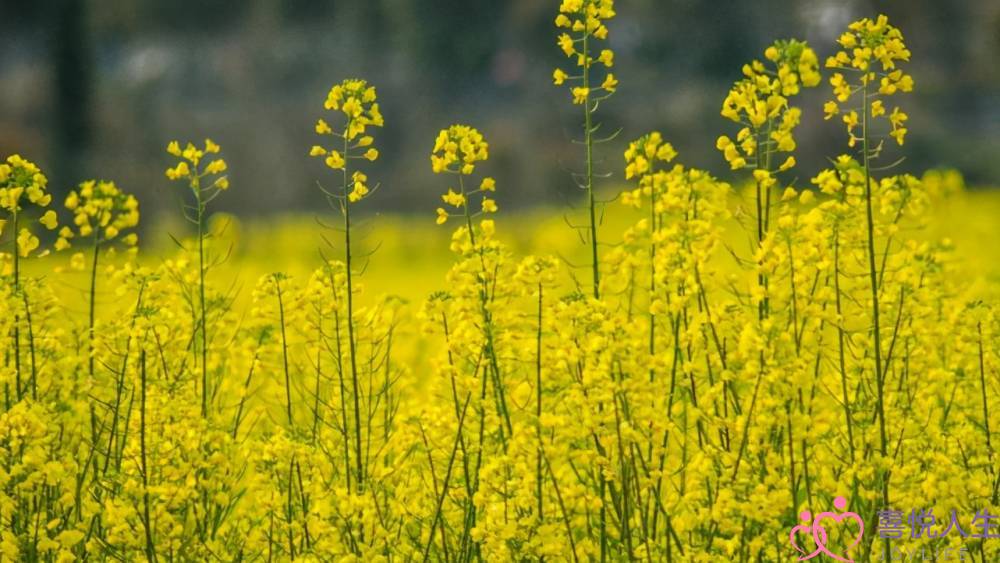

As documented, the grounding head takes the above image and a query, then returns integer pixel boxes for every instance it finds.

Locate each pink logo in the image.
[789,496,865,562]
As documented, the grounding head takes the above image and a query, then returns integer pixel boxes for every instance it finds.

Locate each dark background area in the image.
[1,0,998,220]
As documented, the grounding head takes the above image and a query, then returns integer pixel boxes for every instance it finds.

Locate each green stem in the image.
[582,30,600,300]
[312,310,323,443]
[275,277,293,427]
[195,172,209,418]
[22,291,37,401]
[421,394,471,562]
[330,278,352,493]
[88,235,100,379]
[861,78,891,558]
[978,321,994,481]
[833,217,856,463]
[342,130,365,492]
[535,284,544,524]
[231,332,265,440]
[139,349,157,562]
[458,174,513,442]
[12,209,22,402]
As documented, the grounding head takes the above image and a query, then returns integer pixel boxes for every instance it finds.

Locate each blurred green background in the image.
[1,0,998,222]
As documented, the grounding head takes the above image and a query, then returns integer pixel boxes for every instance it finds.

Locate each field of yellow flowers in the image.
[2,2,1000,561]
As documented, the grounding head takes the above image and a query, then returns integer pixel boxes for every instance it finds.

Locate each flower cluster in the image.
[0,155,56,259]
[623,131,677,181]
[824,15,913,145]
[310,79,383,204]
[59,180,139,251]
[431,125,497,226]
[430,124,488,175]
[165,139,229,190]
[310,79,382,172]
[716,39,820,171]
[552,0,618,102]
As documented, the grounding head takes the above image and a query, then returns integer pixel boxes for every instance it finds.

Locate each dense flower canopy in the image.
[0,11,996,563]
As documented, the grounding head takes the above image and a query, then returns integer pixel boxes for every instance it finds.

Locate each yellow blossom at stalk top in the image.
[165,139,230,191]
[59,180,140,251]
[552,0,617,101]
[430,124,489,175]
[825,15,913,145]
[716,39,819,172]
[624,131,677,180]
[429,124,497,226]
[0,154,56,258]
[310,79,383,176]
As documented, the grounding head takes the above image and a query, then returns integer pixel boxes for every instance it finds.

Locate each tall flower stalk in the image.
[0,155,57,404]
[432,124,511,439]
[60,179,140,380]
[823,15,913,546]
[717,39,820,318]
[431,125,512,558]
[310,78,384,491]
[165,139,229,417]
[553,0,617,299]
[714,38,820,523]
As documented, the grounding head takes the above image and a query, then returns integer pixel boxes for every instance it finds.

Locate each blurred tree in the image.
[143,0,245,31]
[50,0,92,195]
[410,0,503,83]
[1,0,996,216]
